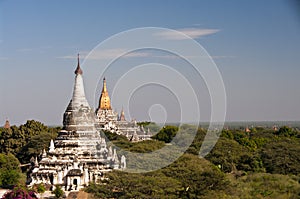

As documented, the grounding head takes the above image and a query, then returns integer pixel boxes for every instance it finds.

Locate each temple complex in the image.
[29,55,125,191]
[95,78,152,141]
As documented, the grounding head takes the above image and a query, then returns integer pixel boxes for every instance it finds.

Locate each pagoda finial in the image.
[102,77,107,92]
[75,53,83,75]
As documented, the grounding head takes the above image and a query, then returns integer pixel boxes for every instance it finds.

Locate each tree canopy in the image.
[87,124,300,198]
[152,125,178,143]
[0,120,60,164]
[1,120,300,198]
[0,153,24,188]
[0,120,60,188]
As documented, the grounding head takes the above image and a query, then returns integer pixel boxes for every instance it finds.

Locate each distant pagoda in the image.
[95,78,118,125]
[3,119,10,129]
[29,55,126,191]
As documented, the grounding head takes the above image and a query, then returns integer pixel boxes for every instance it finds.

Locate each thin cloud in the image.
[59,50,234,61]
[153,54,235,59]
[58,49,150,60]
[17,48,33,52]
[16,46,52,53]
[156,28,220,40]
[191,23,203,27]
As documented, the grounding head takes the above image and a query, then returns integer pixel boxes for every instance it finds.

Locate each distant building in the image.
[245,126,251,133]
[3,119,10,129]
[273,125,278,131]
[95,78,152,141]
[29,55,125,191]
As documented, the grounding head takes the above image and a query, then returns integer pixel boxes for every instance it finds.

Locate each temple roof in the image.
[67,169,82,176]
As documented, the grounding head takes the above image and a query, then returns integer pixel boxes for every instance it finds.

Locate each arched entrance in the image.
[73,178,77,186]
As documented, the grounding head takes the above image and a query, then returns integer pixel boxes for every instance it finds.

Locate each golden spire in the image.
[99,77,112,110]
[102,77,107,92]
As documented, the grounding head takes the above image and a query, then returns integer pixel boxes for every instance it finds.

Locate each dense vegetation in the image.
[0,153,24,188]
[0,120,60,187]
[1,120,300,198]
[86,124,300,198]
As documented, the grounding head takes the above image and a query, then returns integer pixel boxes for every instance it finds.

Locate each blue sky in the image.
[0,0,300,125]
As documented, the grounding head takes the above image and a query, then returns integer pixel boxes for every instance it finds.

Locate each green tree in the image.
[260,138,300,175]
[0,120,60,162]
[0,153,20,170]
[17,131,57,164]
[186,128,206,155]
[206,138,263,173]
[221,129,234,140]
[0,170,21,187]
[86,171,182,198]
[19,120,48,141]
[234,173,300,198]
[52,185,64,199]
[86,153,234,198]
[152,125,178,143]
[161,154,231,198]
[36,183,46,198]
[275,126,297,137]
[0,153,23,187]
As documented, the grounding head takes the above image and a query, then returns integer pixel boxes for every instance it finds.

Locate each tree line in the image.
[1,120,300,198]
[0,120,60,188]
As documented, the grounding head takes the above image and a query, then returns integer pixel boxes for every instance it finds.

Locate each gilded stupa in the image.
[99,78,112,110]
[95,78,119,127]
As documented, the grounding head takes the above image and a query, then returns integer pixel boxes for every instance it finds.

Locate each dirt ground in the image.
[67,191,90,199]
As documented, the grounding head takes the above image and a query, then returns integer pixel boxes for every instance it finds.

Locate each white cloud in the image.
[17,48,33,52]
[58,49,150,60]
[156,28,220,40]
[16,46,52,53]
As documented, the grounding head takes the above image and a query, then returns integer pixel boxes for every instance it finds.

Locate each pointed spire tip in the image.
[75,53,83,75]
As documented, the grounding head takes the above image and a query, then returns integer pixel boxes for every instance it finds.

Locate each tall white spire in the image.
[71,54,90,109]
[63,54,95,130]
